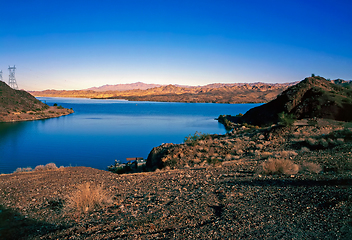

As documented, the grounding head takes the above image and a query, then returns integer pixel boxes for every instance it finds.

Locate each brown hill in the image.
[0,81,47,114]
[240,76,352,126]
[30,82,297,104]
[0,81,73,122]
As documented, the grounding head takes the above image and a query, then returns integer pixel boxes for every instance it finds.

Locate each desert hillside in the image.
[219,76,352,127]
[0,81,73,122]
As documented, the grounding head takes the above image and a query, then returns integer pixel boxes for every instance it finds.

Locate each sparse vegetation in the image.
[65,183,113,214]
[278,112,295,126]
[184,131,210,146]
[34,163,58,171]
[14,163,59,173]
[259,158,300,175]
[14,167,33,173]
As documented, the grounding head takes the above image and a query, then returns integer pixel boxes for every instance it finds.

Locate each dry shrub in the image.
[259,158,300,175]
[34,165,45,171]
[34,163,58,171]
[302,162,322,174]
[44,162,58,170]
[65,183,113,214]
[14,167,32,173]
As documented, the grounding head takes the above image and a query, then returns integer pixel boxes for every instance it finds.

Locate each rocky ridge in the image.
[239,76,352,126]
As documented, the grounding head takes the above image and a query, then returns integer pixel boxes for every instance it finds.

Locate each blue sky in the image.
[0,0,351,90]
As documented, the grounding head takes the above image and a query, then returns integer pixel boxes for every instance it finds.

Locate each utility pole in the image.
[8,65,18,89]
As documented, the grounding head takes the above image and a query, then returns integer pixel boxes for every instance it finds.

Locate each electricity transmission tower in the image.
[0,70,3,82]
[8,65,18,89]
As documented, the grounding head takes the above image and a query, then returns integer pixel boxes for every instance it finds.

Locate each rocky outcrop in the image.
[240,76,352,126]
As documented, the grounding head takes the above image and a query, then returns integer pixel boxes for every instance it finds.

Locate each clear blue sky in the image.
[1,0,351,90]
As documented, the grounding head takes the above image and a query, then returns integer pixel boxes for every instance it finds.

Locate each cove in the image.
[0,97,262,174]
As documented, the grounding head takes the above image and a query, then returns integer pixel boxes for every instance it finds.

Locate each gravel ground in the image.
[0,165,351,239]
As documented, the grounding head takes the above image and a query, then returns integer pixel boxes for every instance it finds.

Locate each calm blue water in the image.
[0,98,261,174]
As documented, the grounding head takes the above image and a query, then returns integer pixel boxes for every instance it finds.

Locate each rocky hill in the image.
[237,76,352,126]
[30,82,297,104]
[0,81,73,122]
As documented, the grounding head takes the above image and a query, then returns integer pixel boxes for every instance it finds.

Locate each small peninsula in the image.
[0,81,73,122]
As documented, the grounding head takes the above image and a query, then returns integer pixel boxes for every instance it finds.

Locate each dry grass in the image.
[65,182,113,214]
[14,167,33,173]
[259,158,300,175]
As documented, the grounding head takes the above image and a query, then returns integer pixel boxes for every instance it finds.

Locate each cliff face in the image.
[241,76,352,126]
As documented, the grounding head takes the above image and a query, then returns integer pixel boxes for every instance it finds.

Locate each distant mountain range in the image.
[30,79,351,104]
[85,82,163,91]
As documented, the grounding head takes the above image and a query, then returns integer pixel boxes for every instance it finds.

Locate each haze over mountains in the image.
[85,82,163,91]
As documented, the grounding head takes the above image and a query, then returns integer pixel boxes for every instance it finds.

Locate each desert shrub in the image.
[53,103,58,106]
[57,105,64,109]
[44,162,58,170]
[278,112,295,127]
[302,162,322,173]
[34,163,58,171]
[65,183,113,214]
[184,132,210,146]
[259,158,300,175]
[14,167,32,173]
[34,165,45,171]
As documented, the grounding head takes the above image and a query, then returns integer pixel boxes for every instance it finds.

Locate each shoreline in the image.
[0,106,74,123]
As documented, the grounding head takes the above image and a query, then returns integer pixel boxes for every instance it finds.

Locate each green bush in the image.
[278,112,295,126]
[184,131,210,146]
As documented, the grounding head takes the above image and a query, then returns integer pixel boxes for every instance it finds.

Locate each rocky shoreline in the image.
[0,106,74,122]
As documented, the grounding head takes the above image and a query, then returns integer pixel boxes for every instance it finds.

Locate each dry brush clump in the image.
[34,162,58,171]
[14,167,33,173]
[65,182,113,215]
[258,158,300,175]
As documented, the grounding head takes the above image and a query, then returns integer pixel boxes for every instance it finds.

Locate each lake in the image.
[0,98,261,174]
